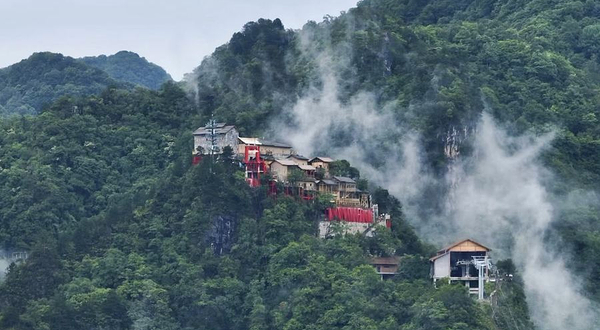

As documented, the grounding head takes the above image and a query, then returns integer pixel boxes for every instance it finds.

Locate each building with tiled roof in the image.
[193,122,239,155]
[237,137,293,158]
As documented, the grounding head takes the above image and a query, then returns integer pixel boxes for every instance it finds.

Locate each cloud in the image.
[273,25,599,329]
[444,114,597,329]
[273,27,429,204]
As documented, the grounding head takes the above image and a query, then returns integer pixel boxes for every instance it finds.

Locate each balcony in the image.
[336,198,362,207]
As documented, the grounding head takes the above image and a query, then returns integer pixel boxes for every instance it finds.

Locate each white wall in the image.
[194,129,239,154]
[433,253,450,278]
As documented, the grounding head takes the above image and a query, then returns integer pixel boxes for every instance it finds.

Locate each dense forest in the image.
[0,84,514,329]
[0,53,125,116]
[80,51,172,90]
[1,0,600,329]
[0,51,171,116]
[187,0,600,309]
[189,0,600,184]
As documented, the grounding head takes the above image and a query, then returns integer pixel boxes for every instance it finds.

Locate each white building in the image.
[193,122,239,155]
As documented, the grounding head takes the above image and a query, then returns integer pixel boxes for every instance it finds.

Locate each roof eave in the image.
[430,252,449,262]
[436,239,492,254]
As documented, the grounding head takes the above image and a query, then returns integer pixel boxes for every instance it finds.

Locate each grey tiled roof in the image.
[260,139,292,148]
[273,159,298,166]
[193,124,236,135]
[318,179,336,185]
[288,154,309,160]
[309,156,334,163]
[298,164,316,171]
[333,176,356,184]
[238,137,292,148]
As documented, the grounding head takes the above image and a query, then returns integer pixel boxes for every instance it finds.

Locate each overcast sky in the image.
[0,0,358,80]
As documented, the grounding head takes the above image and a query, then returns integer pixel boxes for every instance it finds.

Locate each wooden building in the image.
[333,176,361,207]
[430,239,491,296]
[269,159,299,182]
[298,164,316,178]
[309,157,334,175]
[316,179,337,194]
[370,257,401,280]
[333,176,357,193]
[287,154,309,166]
[297,177,317,191]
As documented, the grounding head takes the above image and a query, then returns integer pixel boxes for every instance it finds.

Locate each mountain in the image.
[0,82,507,330]
[79,51,172,90]
[187,1,600,185]
[185,1,600,328]
[0,52,125,116]
[0,27,515,330]
[1,0,600,329]
[0,51,172,116]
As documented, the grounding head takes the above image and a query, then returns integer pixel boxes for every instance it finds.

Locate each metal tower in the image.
[205,117,219,156]
[472,256,491,300]
[204,116,219,173]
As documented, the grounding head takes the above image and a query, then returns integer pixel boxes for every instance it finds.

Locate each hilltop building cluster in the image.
[192,121,391,238]
[193,122,494,294]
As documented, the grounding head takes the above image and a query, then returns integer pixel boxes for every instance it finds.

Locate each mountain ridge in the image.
[0,51,172,116]
[79,50,172,90]
[0,0,599,329]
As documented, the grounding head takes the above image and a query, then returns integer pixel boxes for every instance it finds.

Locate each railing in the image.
[469,288,480,295]
[0,251,28,260]
[336,198,362,207]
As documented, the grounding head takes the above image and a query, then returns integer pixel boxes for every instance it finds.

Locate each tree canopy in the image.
[4,0,600,328]
[80,51,172,90]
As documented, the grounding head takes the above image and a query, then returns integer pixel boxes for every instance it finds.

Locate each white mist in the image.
[274,28,599,327]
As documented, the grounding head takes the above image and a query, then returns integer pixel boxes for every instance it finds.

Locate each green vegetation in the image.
[4,0,600,328]
[189,18,295,136]
[491,260,534,329]
[80,51,172,90]
[0,52,125,116]
[0,82,497,328]
[187,0,600,187]
[0,51,172,116]
[0,82,196,249]
[186,0,600,306]
[329,160,361,179]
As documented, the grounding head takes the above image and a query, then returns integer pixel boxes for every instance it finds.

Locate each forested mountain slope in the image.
[1,0,599,329]
[0,51,172,116]
[0,83,195,249]
[188,0,600,184]
[185,0,600,328]
[79,51,172,90]
[0,52,126,116]
[0,82,510,329]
